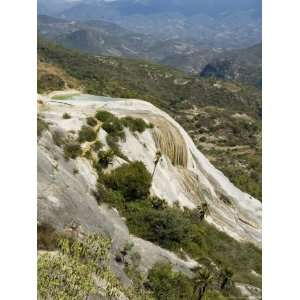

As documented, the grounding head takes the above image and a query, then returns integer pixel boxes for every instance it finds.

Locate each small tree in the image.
[219,268,233,290]
[151,151,162,181]
[97,150,114,169]
[193,268,213,300]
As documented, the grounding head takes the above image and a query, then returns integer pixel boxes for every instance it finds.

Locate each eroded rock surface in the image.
[38,92,261,285]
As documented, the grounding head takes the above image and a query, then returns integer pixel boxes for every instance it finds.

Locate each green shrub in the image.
[38,251,94,300]
[102,119,124,139]
[103,162,151,201]
[86,117,97,127]
[121,116,151,133]
[78,125,97,143]
[62,113,71,119]
[147,263,195,300]
[94,184,125,208]
[64,142,82,160]
[97,150,115,169]
[38,234,112,300]
[125,202,191,250]
[95,110,115,123]
[106,134,127,160]
[150,197,168,210]
[92,140,104,152]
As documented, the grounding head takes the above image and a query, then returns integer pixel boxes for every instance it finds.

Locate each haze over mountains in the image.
[38,0,261,49]
[38,14,200,61]
[38,4,262,88]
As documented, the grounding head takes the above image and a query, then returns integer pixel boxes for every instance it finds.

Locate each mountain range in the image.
[38,15,262,88]
[38,0,262,49]
[38,14,200,60]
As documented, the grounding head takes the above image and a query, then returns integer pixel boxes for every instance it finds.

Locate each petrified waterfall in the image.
[152,117,188,168]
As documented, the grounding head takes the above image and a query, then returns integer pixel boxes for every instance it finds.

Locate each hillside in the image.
[161,44,262,88]
[200,44,262,89]
[37,92,261,299]
[38,15,262,89]
[38,38,262,200]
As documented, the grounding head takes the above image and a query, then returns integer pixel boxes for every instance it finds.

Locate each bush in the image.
[86,117,97,127]
[102,119,124,139]
[62,113,71,119]
[106,134,127,160]
[147,263,195,300]
[97,150,114,169]
[103,161,151,201]
[95,110,115,123]
[92,140,104,152]
[150,197,168,210]
[38,234,112,300]
[94,184,125,208]
[126,203,191,250]
[64,142,82,159]
[121,116,151,133]
[78,126,97,143]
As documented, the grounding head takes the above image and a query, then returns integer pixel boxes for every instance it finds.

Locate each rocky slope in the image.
[38,91,262,299]
[38,92,261,245]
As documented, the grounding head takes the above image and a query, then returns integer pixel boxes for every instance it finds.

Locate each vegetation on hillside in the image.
[93,160,261,298]
[37,38,261,117]
[37,38,262,200]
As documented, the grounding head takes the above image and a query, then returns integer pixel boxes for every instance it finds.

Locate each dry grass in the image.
[38,60,81,92]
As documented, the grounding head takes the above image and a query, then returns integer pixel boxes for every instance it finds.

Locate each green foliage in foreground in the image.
[95,161,261,290]
[147,263,194,300]
[38,234,113,300]
[146,262,236,300]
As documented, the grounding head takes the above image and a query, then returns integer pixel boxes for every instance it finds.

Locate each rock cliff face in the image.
[37,91,261,286]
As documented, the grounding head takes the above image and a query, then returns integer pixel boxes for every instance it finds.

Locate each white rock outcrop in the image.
[38,93,261,252]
